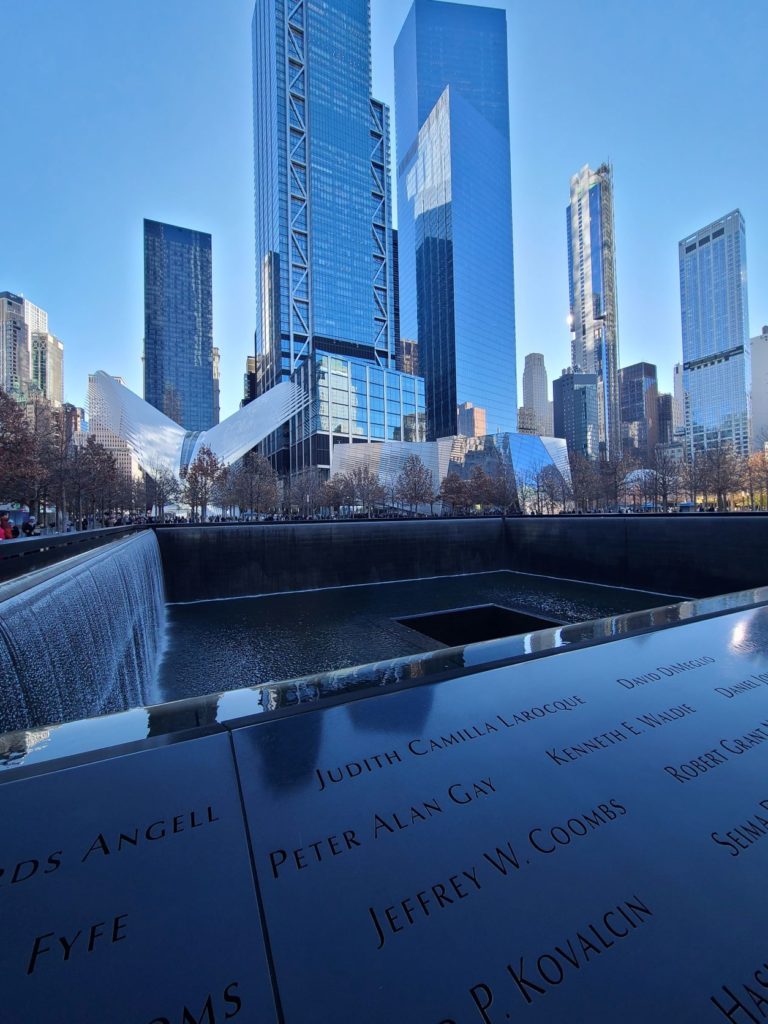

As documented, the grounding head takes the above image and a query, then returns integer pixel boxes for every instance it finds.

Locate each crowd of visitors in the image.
[0,513,39,540]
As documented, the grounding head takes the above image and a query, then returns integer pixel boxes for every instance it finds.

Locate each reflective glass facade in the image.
[252,0,396,472]
[553,369,599,460]
[143,219,215,432]
[31,332,64,407]
[619,362,658,461]
[331,433,571,507]
[252,0,394,388]
[679,210,750,456]
[567,164,621,460]
[289,352,425,473]
[395,0,517,440]
[657,393,674,446]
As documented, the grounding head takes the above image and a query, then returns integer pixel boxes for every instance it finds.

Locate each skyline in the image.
[1,0,766,417]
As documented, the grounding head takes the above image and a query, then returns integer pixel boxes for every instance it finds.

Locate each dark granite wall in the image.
[155,516,768,603]
[156,519,507,603]
[503,516,768,597]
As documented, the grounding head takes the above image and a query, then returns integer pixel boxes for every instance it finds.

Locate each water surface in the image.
[156,571,678,702]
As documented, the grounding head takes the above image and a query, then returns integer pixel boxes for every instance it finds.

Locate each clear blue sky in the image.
[2,0,765,417]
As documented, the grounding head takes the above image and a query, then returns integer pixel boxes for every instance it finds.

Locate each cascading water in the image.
[0,531,166,733]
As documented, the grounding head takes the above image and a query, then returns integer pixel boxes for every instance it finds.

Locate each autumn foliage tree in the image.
[182,445,223,521]
[322,474,354,516]
[439,472,468,515]
[0,389,38,504]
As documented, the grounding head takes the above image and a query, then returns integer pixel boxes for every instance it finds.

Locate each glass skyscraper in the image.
[619,361,658,461]
[143,219,216,432]
[567,164,621,461]
[553,368,599,460]
[679,210,751,457]
[31,332,64,407]
[395,0,517,441]
[0,292,31,398]
[252,0,419,474]
[521,353,552,436]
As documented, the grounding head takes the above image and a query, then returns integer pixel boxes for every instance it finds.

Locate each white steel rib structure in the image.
[92,371,307,477]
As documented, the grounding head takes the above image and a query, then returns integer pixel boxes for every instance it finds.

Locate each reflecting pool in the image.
[157,571,678,702]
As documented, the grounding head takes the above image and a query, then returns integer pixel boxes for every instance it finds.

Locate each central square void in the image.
[396,603,563,646]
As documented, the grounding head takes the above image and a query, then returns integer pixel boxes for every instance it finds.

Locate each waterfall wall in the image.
[155,515,768,603]
[0,531,166,733]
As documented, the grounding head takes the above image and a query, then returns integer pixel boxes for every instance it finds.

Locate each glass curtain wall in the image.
[395,0,517,440]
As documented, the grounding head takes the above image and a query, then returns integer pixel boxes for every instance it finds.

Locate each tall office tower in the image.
[619,362,658,462]
[553,367,599,459]
[242,355,257,408]
[0,292,30,397]
[657,393,674,446]
[81,374,139,480]
[62,403,86,444]
[31,332,64,406]
[679,210,751,458]
[253,0,417,474]
[457,401,487,437]
[751,326,768,451]
[395,0,517,440]
[22,298,48,339]
[521,353,552,435]
[567,163,621,460]
[672,362,685,434]
[143,219,215,432]
[212,346,221,425]
[22,298,48,391]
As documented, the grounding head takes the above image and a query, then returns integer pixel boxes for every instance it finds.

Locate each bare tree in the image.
[540,463,568,514]
[322,474,354,517]
[348,464,385,517]
[232,452,280,516]
[748,450,768,510]
[703,442,743,511]
[288,468,324,518]
[599,452,635,511]
[569,453,600,512]
[395,454,434,513]
[75,436,118,527]
[211,467,238,518]
[652,447,681,512]
[381,471,400,512]
[488,461,519,516]
[681,452,705,507]
[29,400,74,529]
[146,462,181,522]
